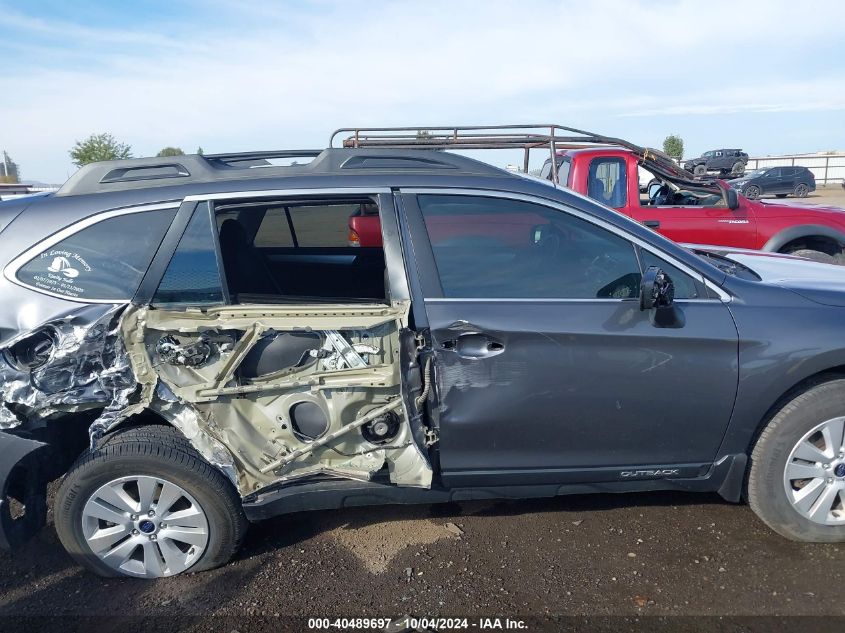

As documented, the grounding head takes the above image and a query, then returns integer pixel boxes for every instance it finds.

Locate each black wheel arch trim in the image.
[0,431,51,550]
[762,224,845,253]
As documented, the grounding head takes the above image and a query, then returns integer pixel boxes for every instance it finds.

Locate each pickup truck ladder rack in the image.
[329,124,659,182]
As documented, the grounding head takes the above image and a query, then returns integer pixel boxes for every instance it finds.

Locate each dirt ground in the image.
[766,184,845,207]
[2,486,845,628]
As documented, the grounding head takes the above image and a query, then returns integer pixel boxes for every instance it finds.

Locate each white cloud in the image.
[2,0,844,182]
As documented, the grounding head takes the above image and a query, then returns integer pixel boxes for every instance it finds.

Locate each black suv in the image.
[1,146,845,579]
[729,166,816,200]
[684,149,748,176]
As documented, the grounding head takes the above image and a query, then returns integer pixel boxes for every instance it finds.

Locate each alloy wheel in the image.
[81,475,209,578]
[795,184,809,197]
[783,417,845,525]
[745,186,760,200]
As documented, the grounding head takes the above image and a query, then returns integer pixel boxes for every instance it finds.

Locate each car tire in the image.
[794,183,810,198]
[55,425,247,578]
[744,185,761,200]
[748,378,845,542]
[731,162,745,175]
[787,248,837,264]
[693,164,707,177]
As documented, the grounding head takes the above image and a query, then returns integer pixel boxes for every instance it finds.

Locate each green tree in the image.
[0,151,20,183]
[156,146,185,157]
[196,146,204,155]
[69,133,132,166]
[662,134,684,161]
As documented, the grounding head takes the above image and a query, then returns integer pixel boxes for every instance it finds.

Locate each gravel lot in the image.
[2,487,845,625]
[2,187,844,630]
[766,184,845,207]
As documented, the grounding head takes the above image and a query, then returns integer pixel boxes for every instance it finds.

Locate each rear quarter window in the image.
[14,207,176,301]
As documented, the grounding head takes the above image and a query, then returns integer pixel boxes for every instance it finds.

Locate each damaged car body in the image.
[3,144,845,578]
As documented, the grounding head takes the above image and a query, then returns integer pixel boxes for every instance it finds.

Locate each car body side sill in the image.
[242,454,746,521]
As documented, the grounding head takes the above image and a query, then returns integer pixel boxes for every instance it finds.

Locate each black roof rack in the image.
[56,147,510,197]
[330,124,697,186]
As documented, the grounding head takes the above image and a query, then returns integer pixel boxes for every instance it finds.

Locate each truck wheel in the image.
[731,162,745,175]
[787,249,837,264]
[748,379,845,542]
[55,426,247,578]
[744,185,761,200]
[794,183,810,198]
[693,164,707,176]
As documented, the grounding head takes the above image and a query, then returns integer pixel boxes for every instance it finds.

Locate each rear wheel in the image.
[55,426,247,578]
[748,379,845,541]
[744,185,761,200]
[794,183,810,198]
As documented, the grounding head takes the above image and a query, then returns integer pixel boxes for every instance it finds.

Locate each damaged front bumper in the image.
[0,431,50,550]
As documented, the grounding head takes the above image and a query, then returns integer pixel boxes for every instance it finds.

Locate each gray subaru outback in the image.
[1,146,845,578]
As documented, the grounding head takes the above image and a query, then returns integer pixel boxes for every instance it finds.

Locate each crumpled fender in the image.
[0,431,50,549]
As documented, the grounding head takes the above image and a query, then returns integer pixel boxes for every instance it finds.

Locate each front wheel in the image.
[731,161,745,175]
[744,185,761,200]
[693,164,707,176]
[787,248,837,264]
[55,426,247,578]
[748,379,845,542]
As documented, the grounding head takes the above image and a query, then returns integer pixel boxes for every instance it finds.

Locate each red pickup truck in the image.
[348,145,845,264]
[539,146,845,264]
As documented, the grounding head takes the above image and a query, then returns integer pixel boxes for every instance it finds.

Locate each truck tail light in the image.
[348,227,361,247]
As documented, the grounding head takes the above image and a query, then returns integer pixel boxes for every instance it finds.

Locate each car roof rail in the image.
[202,149,323,166]
[329,124,688,183]
[55,146,513,197]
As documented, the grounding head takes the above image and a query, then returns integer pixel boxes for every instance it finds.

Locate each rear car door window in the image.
[417,194,641,299]
[15,207,176,301]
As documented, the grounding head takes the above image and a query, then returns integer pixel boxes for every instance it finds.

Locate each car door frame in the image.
[135,187,409,306]
[397,186,738,488]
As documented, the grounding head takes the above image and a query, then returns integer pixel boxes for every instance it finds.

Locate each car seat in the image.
[218,219,281,296]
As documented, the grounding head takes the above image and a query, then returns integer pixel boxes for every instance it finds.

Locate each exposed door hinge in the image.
[424,428,440,447]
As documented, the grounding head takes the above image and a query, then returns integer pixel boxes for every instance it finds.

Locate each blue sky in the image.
[2,0,844,183]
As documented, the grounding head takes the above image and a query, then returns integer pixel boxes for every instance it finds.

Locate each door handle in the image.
[643,220,660,229]
[441,332,505,359]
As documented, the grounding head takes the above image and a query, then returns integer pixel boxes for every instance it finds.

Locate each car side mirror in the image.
[640,266,675,311]
[725,187,739,210]
[647,181,663,198]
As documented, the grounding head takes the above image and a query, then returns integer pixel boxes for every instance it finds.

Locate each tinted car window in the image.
[16,208,175,301]
[253,203,358,248]
[154,202,224,305]
[417,194,640,299]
